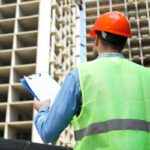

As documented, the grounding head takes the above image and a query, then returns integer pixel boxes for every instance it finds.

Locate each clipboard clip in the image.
[28,73,41,79]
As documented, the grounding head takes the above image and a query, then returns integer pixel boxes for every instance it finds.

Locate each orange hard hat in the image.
[89,11,132,38]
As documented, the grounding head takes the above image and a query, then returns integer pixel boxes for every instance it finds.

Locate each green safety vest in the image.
[71,56,150,150]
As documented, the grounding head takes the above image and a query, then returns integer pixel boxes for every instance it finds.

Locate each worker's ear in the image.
[94,35,99,47]
[93,35,99,58]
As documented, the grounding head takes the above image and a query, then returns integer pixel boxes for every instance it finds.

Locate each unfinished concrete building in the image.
[0,0,78,147]
[0,0,150,148]
[85,0,150,65]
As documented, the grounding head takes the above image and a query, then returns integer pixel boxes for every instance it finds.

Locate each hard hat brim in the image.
[89,27,132,38]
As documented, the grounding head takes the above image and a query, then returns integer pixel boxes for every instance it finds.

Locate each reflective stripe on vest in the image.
[75,119,150,141]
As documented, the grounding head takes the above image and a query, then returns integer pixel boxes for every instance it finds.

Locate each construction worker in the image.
[33,11,150,150]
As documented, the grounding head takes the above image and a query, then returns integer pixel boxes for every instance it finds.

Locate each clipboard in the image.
[20,72,61,106]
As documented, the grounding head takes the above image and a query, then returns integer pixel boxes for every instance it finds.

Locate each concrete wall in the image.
[0,0,79,148]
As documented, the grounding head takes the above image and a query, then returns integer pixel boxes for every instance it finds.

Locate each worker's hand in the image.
[33,99,51,112]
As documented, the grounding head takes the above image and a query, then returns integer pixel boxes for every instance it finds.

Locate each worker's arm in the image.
[34,69,81,143]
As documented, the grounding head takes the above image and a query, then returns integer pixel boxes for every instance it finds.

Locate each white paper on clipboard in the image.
[24,72,60,106]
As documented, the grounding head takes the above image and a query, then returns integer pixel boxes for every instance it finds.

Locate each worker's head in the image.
[89,11,132,56]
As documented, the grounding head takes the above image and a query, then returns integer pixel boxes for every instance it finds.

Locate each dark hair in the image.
[96,31,127,52]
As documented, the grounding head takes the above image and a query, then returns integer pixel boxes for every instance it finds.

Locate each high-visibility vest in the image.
[72,56,150,150]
